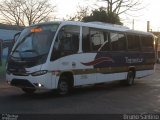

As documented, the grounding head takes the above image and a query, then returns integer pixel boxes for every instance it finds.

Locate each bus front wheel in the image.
[57,79,70,95]
[126,71,135,86]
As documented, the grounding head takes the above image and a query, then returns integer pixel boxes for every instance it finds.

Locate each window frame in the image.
[50,25,80,61]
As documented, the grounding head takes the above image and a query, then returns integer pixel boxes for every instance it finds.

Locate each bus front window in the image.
[11,24,59,66]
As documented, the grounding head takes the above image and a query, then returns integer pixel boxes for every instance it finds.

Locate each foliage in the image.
[68,0,143,24]
[66,5,90,21]
[82,7,122,25]
[0,0,56,26]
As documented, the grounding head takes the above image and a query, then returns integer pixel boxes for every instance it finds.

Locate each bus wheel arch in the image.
[57,72,74,95]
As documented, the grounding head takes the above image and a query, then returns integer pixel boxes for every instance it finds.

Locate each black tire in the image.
[22,88,36,94]
[126,71,135,86]
[57,79,70,95]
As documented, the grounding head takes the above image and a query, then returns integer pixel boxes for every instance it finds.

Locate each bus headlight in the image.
[31,70,48,76]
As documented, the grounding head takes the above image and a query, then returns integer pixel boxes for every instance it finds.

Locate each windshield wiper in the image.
[10,50,22,59]
[22,49,39,55]
[14,50,20,52]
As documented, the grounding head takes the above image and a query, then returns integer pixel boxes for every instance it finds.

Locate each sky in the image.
[54,0,95,19]
[53,0,160,32]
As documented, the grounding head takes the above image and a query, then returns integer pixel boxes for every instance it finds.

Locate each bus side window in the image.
[110,32,126,51]
[50,37,60,61]
[127,34,140,51]
[90,30,105,51]
[141,35,154,51]
[98,32,110,51]
[60,33,79,52]
[82,27,91,52]
[51,25,80,61]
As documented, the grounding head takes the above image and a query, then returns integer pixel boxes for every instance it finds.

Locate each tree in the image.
[82,7,122,25]
[0,0,56,26]
[99,0,142,15]
[66,5,90,21]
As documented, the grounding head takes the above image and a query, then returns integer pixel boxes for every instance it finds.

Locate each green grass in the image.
[0,59,6,77]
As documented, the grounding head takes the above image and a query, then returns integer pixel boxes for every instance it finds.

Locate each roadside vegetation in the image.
[0,59,6,77]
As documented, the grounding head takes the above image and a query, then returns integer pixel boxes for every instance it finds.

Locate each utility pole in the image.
[132,19,134,30]
[147,21,150,32]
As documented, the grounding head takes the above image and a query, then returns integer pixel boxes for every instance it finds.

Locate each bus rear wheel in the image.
[126,71,135,86]
[22,88,36,94]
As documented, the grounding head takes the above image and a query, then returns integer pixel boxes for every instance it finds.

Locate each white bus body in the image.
[6,21,156,94]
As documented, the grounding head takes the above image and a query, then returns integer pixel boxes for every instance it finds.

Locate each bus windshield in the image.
[11,24,59,62]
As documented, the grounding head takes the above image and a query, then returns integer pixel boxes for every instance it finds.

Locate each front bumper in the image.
[6,72,54,89]
[10,79,35,88]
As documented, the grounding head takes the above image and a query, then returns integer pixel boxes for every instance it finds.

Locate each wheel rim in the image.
[59,81,69,95]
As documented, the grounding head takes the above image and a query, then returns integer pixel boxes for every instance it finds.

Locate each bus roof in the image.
[31,21,154,36]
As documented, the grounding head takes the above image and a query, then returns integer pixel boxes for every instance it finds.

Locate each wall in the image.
[0,28,23,76]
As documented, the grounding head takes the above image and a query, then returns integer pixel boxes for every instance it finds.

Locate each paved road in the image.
[0,65,160,114]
